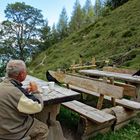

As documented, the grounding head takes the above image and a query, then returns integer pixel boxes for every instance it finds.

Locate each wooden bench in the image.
[62,100,115,124]
[47,71,140,139]
[47,70,140,110]
[62,72,137,97]
[103,66,137,75]
[62,100,117,139]
[69,57,96,73]
[48,70,124,109]
[69,85,140,110]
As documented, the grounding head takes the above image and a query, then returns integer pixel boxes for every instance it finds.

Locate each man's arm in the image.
[17,93,43,114]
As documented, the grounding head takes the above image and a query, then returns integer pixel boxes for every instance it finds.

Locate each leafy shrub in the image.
[93,33,100,38]
[109,30,116,37]
[105,0,129,9]
[122,30,132,37]
[0,63,6,77]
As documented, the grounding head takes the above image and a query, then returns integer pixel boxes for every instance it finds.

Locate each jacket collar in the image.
[3,77,23,87]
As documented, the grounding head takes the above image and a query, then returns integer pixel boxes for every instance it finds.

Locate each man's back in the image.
[0,78,33,140]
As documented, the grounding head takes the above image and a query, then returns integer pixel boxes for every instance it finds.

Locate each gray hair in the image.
[6,60,26,77]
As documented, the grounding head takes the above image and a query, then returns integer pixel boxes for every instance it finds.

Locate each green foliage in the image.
[69,0,85,32]
[39,20,51,51]
[89,121,140,140]
[58,106,79,129]
[57,7,69,39]
[121,30,132,37]
[0,64,6,77]
[105,0,129,9]
[83,0,95,24]
[94,0,102,17]
[2,2,45,61]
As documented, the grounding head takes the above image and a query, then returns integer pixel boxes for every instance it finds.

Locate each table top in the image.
[79,69,140,84]
[22,75,80,105]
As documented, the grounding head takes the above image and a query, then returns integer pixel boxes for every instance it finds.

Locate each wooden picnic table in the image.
[79,69,140,101]
[79,69,140,84]
[23,75,80,140]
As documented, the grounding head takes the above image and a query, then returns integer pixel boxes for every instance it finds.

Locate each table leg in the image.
[131,84,140,102]
[135,84,140,102]
[35,104,66,140]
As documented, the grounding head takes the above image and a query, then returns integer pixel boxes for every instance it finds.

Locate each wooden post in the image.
[66,84,69,89]
[110,77,114,85]
[97,94,104,109]
[79,57,83,66]
[135,84,140,102]
[109,77,116,106]
[92,57,96,65]
[111,97,116,107]
[72,60,76,73]
[105,59,109,66]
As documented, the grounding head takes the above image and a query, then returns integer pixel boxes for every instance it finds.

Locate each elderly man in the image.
[0,60,48,140]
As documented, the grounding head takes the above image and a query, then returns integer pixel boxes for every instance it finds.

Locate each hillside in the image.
[30,0,140,79]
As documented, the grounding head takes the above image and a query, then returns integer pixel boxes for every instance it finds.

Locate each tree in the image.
[83,0,95,24]
[39,19,51,51]
[94,0,102,18]
[51,23,59,44]
[69,0,84,32]
[40,22,60,50]
[105,0,129,9]
[57,7,68,39]
[1,2,44,61]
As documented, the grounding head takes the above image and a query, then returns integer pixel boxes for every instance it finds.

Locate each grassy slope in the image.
[30,0,140,79]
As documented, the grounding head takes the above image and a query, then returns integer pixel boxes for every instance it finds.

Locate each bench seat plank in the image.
[116,99,140,110]
[62,100,115,124]
[69,85,140,110]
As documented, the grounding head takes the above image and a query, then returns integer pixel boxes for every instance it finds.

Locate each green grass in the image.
[89,121,140,140]
[58,106,79,130]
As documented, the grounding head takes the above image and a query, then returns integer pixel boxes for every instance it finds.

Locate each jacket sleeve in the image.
[17,93,43,114]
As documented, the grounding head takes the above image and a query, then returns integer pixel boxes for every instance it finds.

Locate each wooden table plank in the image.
[79,70,140,84]
[22,75,80,105]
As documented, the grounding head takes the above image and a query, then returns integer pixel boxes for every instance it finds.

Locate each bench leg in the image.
[97,94,104,109]
[136,84,140,102]
[77,115,114,140]
[111,97,116,107]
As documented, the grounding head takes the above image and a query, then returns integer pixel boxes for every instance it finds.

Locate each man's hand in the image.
[27,81,38,93]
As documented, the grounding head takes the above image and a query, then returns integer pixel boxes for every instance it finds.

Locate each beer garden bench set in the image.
[47,67,140,140]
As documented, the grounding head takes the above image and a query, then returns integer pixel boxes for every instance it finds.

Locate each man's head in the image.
[6,60,27,82]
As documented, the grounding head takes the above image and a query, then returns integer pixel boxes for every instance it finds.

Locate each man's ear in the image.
[17,71,23,80]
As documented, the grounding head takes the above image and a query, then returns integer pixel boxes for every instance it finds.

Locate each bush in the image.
[105,0,129,9]
[0,64,6,77]
[122,30,132,37]
[109,30,116,37]
[93,33,100,38]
